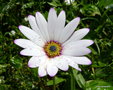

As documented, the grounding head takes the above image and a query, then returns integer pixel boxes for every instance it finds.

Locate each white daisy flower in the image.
[14,8,93,77]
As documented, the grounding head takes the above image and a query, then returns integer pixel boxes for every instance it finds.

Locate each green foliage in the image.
[47,77,65,86]
[1,0,113,89]
[80,5,101,16]
[86,80,113,90]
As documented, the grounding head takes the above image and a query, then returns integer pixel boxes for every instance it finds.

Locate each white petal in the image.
[20,48,45,56]
[63,40,94,48]
[36,12,49,41]
[19,25,45,47]
[53,56,69,71]
[38,56,49,77]
[28,56,41,68]
[68,60,81,71]
[28,15,39,33]
[54,10,66,41]
[48,8,57,40]
[59,17,80,43]
[38,66,47,77]
[14,39,41,49]
[47,63,58,77]
[67,56,92,65]
[28,15,45,40]
[63,47,91,56]
[64,28,90,45]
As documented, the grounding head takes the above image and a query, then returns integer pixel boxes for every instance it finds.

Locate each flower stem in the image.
[53,77,56,90]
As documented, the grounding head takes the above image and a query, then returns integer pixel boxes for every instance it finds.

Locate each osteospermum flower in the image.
[14,8,93,77]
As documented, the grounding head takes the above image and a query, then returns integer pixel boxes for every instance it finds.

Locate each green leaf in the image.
[22,2,34,9]
[47,77,65,86]
[0,64,8,69]
[0,64,8,74]
[72,69,86,88]
[98,0,113,8]
[10,57,22,68]
[94,39,100,55]
[80,5,101,16]
[48,1,61,7]
[70,69,76,90]
[86,80,113,90]
[0,76,5,84]
[0,85,10,90]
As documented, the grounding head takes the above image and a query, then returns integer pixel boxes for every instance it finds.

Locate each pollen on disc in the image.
[43,41,62,58]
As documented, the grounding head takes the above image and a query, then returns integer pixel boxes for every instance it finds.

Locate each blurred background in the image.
[0,0,113,89]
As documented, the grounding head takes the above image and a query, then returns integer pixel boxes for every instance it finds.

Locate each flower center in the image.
[43,41,62,58]
[49,46,57,52]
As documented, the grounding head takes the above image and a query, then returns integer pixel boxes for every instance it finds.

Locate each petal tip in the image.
[20,51,24,56]
[73,17,80,23]
[39,75,44,77]
[88,60,92,65]
[63,67,69,71]
[86,48,91,54]
[77,68,82,71]
[38,73,46,77]
[28,62,32,67]
[84,57,92,65]
[88,49,92,54]
[50,8,55,12]
[49,74,56,77]
[61,10,65,13]
[76,17,80,21]
[28,15,33,18]
[50,8,54,10]
[14,39,17,44]
[79,69,82,71]
[90,49,92,53]
[63,69,68,72]
[84,28,90,33]
[77,17,80,19]
[87,28,90,32]
[28,64,31,67]
[90,40,94,45]
[36,11,40,14]
[18,25,23,29]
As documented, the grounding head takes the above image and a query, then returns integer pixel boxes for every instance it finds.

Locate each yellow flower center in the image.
[43,41,62,58]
